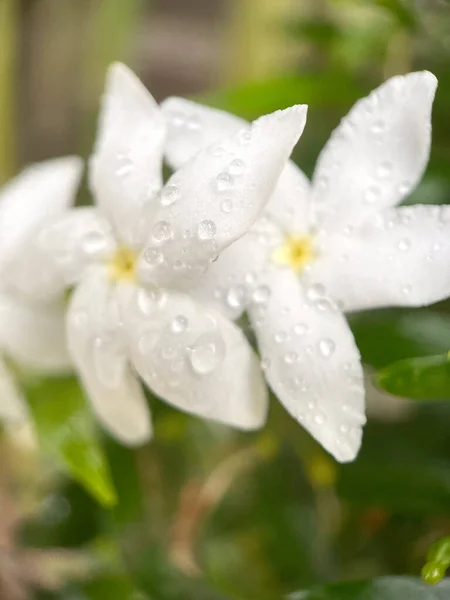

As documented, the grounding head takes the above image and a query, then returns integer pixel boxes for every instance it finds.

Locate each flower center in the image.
[108,246,137,282]
[271,234,316,273]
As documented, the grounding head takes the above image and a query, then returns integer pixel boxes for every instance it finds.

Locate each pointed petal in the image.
[0,358,28,422]
[0,293,71,371]
[120,285,268,430]
[89,63,166,248]
[248,268,365,462]
[67,270,152,445]
[162,97,311,234]
[0,157,83,265]
[311,72,437,232]
[139,105,308,290]
[310,204,450,312]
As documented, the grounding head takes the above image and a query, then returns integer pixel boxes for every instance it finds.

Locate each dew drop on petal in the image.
[171,315,189,333]
[226,286,246,309]
[371,119,386,134]
[152,221,173,242]
[314,412,327,425]
[143,247,163,266]
[216,172,234,192]
[198,219,217,240]
[161,185,180,207]
[318,338,336,358]
[274,331,287,344]
[82,231,108,255]
[398,238,411,252]
[187,332,225,375]
[284,351,298,364]
[364,185,381,204]
[261,358,271,370]
[252,285,271,305]
[307,283,325,301]
[229,158,246,176]
[220,198,233,213]
[376,161,392,178]
[294,323,308,336]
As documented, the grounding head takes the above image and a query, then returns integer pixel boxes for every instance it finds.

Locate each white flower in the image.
[161,71,443,462]
[0,157,83,422]
[38,63,308,445]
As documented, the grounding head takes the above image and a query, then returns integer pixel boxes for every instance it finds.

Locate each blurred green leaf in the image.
[24,375,117,507]
[298,576,450,599]
[200,72,364,120]
[284,19,340,45]
[373,0,418,29]
[350,309,450,369]
[0,0,18,181]
[377,354,450,400]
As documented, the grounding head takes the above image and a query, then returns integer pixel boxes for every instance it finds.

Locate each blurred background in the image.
[2,0,450,598]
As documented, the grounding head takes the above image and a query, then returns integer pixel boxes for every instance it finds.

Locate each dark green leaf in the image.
[377,354,450,400]
[24,375,117,507]
[298,576,450,599]
[349,309,450,369]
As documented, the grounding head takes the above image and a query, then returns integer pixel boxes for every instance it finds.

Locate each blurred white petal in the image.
[89,62,166,248]
[67,270,152,445]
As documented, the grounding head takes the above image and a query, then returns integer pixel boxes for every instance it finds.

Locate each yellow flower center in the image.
[108,246,137,282]
[271,235,316,273]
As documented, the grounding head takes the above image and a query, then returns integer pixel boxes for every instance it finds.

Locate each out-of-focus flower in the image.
[38,63,308,445]
[162,71,443,462]
[0,159,82,424]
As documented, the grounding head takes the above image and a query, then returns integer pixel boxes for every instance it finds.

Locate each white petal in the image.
[0,157,82,266]
[139,105,308,290]
[0,293,71,371]
[162,97,311,234]
[37,207,116,285]
[311,71,437,232]
[0,358,28,422]
[162,96,247,169]
[310,204,450,312]
[67,270,152,445]
[248,268,365,462]
[188,218,282,320]
[120,285,268,430]
[89,63,166,248]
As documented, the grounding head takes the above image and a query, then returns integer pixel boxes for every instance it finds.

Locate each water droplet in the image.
[315,298,333,312]
[398,238,411,252]
[274,331,287,344]
[210,145,225,157]
[226,286,246,309]
[261,358,271,370]
[245,272,257,285]
[116,158,133,178]
[171,315,189,333]
[340,423,350,434]
[294,323,308,336]
[220,198,233,213]
[187,332,225,375]
[398,180,411,195]
[376,161,392,178]
[401,284,412,295]
[152,221,172,242]
[252,285,271,305]
[314,413,327,425]
[371,120,386,134]
[284,351,298,364]
[161,346,176,360]
[318,338,336,358]
[216,172,234,192]
[237,129,251,146]
[136,288,154,316]
[308,400,316,410]
[229,158,246,176]
[187,114,201,131]
[82,231,108,255]
[307,283,325,301]
[161,185,179,207]
[198,219,217,240]
[143,247,163,266]
[364,185,381,204]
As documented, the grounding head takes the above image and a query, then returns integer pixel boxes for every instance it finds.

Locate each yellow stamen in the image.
[271,235,316,273]
[108,246,137,282]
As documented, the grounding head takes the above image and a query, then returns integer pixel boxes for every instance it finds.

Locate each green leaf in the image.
[377,354,450,400]
[298,576,450,599]
[199,72,364,121]
[349,309,450,369]
[24,375,117,507]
